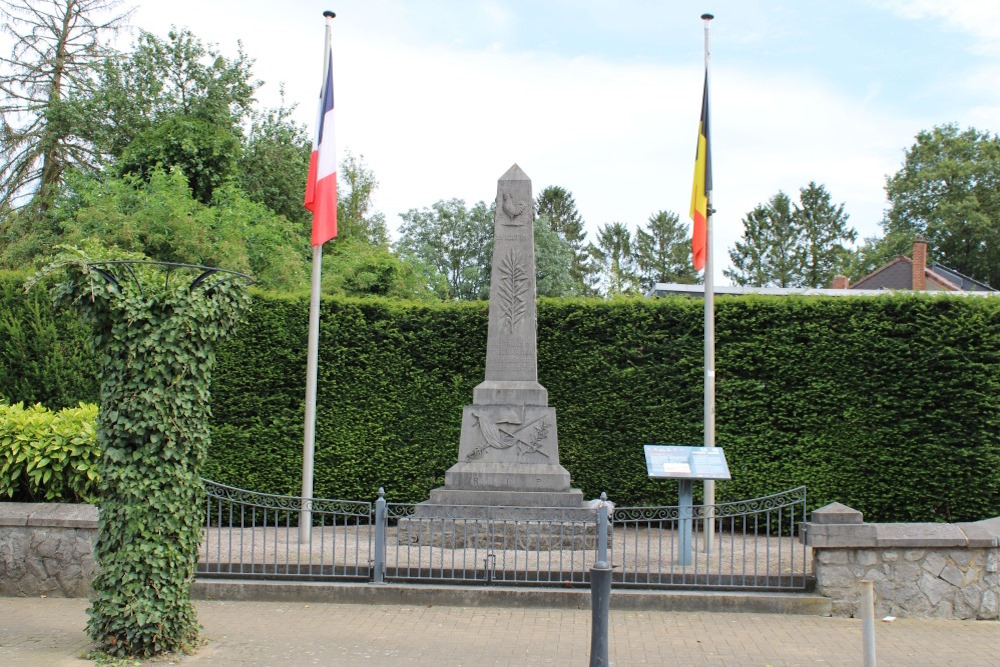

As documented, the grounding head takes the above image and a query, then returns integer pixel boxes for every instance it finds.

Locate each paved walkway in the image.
[2,596,999,666]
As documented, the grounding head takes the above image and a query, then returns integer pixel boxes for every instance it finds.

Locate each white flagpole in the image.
[300,10,336,543]
[701,12,716,555]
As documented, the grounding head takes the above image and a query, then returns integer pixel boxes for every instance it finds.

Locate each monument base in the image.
[444,461,572,492]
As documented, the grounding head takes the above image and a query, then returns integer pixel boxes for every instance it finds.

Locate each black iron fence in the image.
[198,481,809,591]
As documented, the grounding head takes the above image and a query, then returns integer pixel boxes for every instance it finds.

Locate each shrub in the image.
[0,401,99,503]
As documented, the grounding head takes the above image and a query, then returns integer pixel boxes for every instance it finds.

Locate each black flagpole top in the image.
[323,10,336,19]
[701,13,714,21]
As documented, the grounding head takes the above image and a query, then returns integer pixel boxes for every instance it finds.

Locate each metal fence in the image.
[613,486,809,590]
[378,497,608,586]
[199,479,373,580]
[197,481,810,591]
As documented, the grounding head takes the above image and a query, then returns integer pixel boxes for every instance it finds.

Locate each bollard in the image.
[860,579,876,667]
[589,560,611,667]
[597,492,609,564]
[373,488,386,584]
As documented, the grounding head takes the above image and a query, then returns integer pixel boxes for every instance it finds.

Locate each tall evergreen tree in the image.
[634,210,699,290]
[592,221,638,296]
[793,182,856,288]
[536,185,595,294]
[726,185,856,288]
[725,192,799,287]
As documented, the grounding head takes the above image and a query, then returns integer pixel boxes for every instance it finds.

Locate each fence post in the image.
[597,491,609,564]
[373,487,386,584]
[589,559,611,667]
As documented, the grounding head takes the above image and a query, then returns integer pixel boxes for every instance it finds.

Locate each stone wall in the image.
[803,503,1000,620]
[0,503,97,597]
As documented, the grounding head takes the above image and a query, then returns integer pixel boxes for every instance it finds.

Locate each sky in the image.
[115,0,1000,283]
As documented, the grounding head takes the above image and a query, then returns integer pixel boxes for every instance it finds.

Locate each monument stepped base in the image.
[395,514,605,550]
[426,487,585,509]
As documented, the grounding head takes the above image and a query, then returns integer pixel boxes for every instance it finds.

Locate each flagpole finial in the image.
[701,13,714,21]
[323,10,336,19]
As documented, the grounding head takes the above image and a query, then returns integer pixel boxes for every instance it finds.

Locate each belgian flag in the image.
[689,72,711,272]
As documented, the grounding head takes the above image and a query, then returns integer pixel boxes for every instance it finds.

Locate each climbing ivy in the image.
[35,250,250,658]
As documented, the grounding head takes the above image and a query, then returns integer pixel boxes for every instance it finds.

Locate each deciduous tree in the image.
[881,124,1000,287]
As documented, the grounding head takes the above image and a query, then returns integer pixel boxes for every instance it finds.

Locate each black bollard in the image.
[589,560,611,667]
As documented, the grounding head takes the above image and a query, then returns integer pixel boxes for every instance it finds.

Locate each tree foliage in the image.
[336,151,389,246]
[881,124,1000,287]
[53,168,308,290]
[536,185,594,293]
[0,0,128,212]
[83,28,258,161]
[591,221,638,296]
[726,184,855,288]
[237,96,311,224]
[396,199,493,300]
[634,210,699,290]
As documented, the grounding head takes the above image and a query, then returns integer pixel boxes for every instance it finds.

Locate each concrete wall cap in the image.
[957,517,1000,548]
[0,502,98,528]
[872,522,967,547]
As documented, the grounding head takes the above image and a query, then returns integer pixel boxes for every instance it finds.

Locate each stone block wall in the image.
[0,503,98,597]
[803,503,1000,620]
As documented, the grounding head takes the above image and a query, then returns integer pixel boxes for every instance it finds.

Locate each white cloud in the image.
[872,0,1000,53]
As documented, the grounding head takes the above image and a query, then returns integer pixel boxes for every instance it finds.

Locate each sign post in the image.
[643,445,731,566]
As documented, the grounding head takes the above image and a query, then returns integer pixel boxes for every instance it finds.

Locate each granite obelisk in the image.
[427,165,583,508]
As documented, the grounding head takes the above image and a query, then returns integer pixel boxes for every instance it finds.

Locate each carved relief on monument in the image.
[496,249,528,333]
[501,192,529,225]
[465,407,552,463]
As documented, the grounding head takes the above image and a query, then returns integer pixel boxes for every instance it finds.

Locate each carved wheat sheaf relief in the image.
[498,249,527,333]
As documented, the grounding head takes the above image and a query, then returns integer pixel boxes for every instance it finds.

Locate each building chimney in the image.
[912,235,927,290]
[831,274,850,290]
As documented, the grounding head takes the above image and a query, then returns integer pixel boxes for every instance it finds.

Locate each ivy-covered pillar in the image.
[47,257,251,658]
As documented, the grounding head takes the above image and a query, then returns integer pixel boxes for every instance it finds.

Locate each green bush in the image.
[0,401,100,503]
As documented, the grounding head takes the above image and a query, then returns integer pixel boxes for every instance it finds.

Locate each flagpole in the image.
[300,9,336,543]
[700,12,716,555]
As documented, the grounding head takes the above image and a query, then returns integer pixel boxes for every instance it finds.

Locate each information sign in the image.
[643,445,731,481]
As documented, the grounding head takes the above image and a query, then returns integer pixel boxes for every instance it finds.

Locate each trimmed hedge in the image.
[0,271,99,408]
[4,271,1000,521]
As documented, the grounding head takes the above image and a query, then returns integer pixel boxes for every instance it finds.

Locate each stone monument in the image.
[424,164,585,512]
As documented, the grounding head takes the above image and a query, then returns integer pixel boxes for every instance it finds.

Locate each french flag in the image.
[304,37,337,246]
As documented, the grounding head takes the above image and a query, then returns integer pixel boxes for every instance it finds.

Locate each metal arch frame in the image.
[84,260,254,297]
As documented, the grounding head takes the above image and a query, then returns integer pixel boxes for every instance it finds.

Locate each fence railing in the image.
[613,486,809,589]
[376,493,608,586]
[197,481,810,591]
[199,479,373,580]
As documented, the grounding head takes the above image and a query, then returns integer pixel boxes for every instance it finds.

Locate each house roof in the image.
[928,263,995,291]
[849,256,964,291]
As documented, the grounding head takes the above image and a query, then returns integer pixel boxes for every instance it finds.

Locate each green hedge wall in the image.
[4,271,1000,522]
[0,271,99,408]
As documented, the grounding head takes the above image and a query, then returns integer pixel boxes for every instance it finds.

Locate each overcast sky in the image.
[120,0,1000,283]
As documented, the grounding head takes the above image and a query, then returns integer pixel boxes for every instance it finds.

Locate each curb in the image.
[192,579,832,616]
